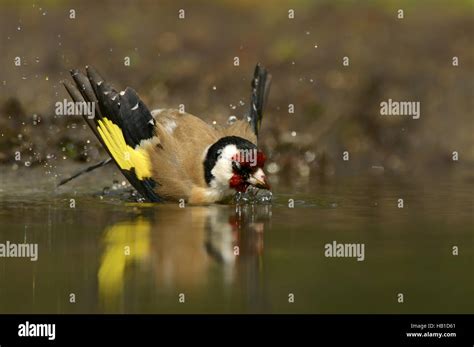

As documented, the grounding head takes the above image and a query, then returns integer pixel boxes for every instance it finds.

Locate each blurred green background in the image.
[0,0,472,181]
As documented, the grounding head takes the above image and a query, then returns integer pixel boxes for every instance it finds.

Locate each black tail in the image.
[248,64,271,137]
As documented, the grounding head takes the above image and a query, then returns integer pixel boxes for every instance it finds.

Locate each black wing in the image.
[62,66,163,202]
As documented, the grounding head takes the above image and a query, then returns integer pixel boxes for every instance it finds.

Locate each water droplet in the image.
[111,180,121,190]
[304,151,316,163]
[227,115,237,125]
[267,162,280,174]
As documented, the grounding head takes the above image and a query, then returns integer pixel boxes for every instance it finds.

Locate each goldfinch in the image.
[62,64,271,204]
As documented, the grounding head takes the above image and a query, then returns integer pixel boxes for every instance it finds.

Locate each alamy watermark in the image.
[55,99,95,119]
[18,321,55,341]
[324,241,365,261]
[0,241,38,261]
[380,98,420,119]
[232,148,258,167]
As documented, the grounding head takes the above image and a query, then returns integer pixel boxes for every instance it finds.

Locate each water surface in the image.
[0,167,472,313]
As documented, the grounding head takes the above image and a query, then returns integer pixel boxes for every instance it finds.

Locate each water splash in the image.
[234,187,272,205]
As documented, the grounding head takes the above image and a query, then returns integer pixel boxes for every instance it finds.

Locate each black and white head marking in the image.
[203,136,256,186]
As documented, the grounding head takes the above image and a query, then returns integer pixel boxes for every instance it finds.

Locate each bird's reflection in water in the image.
[98,204,271,311]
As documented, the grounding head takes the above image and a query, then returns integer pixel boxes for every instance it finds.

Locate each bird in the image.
[61,64,271,204]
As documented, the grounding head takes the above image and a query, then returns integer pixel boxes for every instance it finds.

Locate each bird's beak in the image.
[253,177,270,190]
[248,168,271,190]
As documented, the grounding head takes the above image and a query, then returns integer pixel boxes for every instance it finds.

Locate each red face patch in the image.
[229,149,267,192]
[256,150,266,168]
[229,173,249,192]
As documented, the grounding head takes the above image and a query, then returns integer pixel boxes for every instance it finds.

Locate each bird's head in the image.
[204,136,270,195]
[228,148,269,192]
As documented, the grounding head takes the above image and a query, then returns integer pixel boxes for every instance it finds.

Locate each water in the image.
[0,166,472,313]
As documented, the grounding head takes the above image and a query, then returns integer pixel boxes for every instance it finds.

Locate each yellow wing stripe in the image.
[97,118,152,180]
